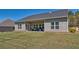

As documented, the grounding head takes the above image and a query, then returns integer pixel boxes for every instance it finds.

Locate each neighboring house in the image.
[15,9,68,32]
[0,19,15,32]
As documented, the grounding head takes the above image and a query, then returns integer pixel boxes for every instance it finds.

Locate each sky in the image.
[69,9,79,13]
[0,9,57,21]
[0,9,78,21]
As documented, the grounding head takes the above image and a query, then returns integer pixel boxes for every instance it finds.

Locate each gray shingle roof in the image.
[0,19,15,27]
[16,9,68,22]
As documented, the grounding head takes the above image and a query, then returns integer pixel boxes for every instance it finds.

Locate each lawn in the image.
[0,32,79,49]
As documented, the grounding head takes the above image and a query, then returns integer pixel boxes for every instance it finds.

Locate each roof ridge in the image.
[16,9,68,22]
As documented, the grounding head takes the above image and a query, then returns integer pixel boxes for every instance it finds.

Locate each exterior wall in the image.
[15,23,26,31]
[0,26,14,32]
[25,21,44,31]
[44,18,68,32]
[15,17,68,32]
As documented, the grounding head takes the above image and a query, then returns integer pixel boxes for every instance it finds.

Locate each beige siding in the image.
[44,18,68,32]
[44,21,51,31]
[15,18,68,32]
[15,24,26,31]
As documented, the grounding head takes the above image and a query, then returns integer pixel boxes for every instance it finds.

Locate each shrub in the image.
[69,27,76,33]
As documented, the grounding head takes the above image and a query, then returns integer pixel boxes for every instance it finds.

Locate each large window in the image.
[18,24,22,29]
[26,24,28,29]
[55,22,59,29]
[51,22,54,29]
[51,22,59,29]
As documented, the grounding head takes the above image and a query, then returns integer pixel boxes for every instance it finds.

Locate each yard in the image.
[0,32,79,49]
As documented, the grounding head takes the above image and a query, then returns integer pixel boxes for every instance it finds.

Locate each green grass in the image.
[0,32,79,49]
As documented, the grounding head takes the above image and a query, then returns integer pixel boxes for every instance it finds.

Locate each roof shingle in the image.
[0,19,15,27]
[16,9,68,22]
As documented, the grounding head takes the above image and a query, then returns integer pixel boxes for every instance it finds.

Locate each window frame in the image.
[55,22,59,29]
[51,22,54,29]
[26,24,30,30]
[51,21,59,29]
[18,24,22,29]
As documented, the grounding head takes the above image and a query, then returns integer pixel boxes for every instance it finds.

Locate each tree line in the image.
[68,10,79,27]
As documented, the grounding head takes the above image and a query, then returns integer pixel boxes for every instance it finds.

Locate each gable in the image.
[0,19,15,27]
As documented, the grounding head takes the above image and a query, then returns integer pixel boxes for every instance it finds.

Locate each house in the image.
[15,9,68,32]
[0,19,15,32]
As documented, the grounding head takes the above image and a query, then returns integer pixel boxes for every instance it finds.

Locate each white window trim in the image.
[51,21,59,29]
[18,24,22,29]
[55,22,59,29]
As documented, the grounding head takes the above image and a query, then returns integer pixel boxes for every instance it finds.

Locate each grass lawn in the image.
[0,32,79,49]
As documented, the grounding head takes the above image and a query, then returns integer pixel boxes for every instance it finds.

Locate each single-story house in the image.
[15,9,68,32]
[0,19,15,32]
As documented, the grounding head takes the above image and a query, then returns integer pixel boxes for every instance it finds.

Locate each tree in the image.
[75,11,79,15]
[69,16,76,27]
[68,11,76,27]
[68,11,74,16]
[75,10,79,27]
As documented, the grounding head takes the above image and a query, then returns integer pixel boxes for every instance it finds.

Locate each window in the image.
[55,26,59,29]
[51,22,54,29]
[39,24,44,28]
[36,24,38,27]
[55,22,59,25]
[55,22,59,29]
[26,24,28,29]
[42,24,44,28]
[39,24,41,27]
[51,22,59,29]
[34,24,36,28]
[18,24,22,29]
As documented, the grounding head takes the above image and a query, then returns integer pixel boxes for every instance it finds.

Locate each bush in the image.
[69,27,76,33]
